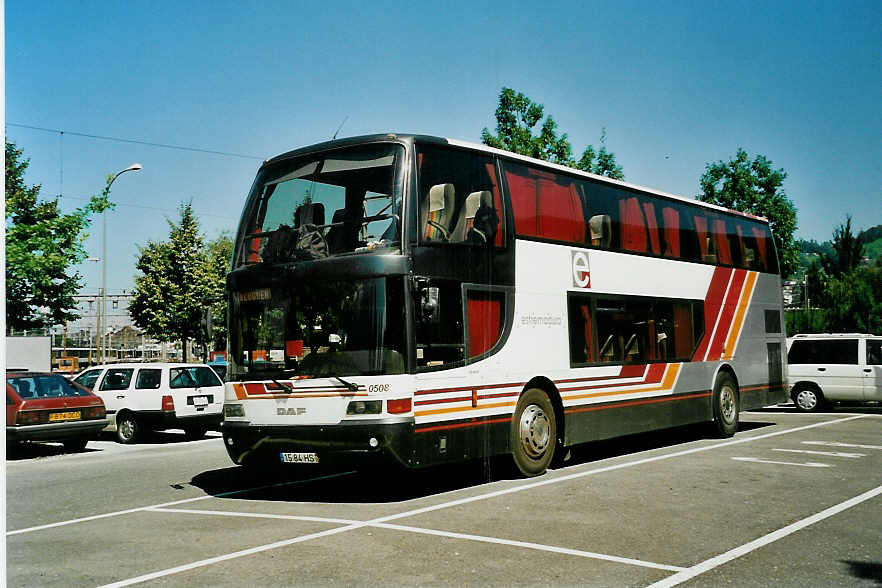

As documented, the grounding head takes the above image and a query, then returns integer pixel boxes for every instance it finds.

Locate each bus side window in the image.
[415,279,465,369]
[662,206,680,258]
[567,296,595,365]
[417,146,502,247]
[619,196,648,253]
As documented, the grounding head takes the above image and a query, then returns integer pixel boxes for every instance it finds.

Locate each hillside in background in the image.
[796,224,882,274]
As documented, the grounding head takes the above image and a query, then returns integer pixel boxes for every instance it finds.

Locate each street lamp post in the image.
[101,163,142,363]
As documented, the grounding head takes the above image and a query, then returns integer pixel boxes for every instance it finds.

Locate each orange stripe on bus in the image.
[565,363,681,401]
[723,271,757,360]
[565,391,712,414]
[414,400,516,418]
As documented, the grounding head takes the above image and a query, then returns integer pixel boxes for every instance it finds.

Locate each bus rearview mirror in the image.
[421,286,441,324]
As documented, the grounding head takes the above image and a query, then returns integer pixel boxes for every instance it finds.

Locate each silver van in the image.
[786,334,882,412]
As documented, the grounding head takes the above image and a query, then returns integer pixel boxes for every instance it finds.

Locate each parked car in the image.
[6,372,108,452]
[72,363,224,444]
[786,334,882,412]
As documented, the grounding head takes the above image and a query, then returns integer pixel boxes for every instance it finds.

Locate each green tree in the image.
[481,87,624,178]
[205,233,233,352]
[822,216,864,278]
[824,266,881,333]
[576,128,624,180]
[481,87,574,165]
[129,203,215,361]
[699,148,799,278]
[5,140,113,331]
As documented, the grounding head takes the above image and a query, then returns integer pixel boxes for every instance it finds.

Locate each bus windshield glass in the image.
[237,143,404,266]
[229,277,406,380]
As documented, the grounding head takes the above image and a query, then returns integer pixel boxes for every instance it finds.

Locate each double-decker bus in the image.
[222,133,787,476]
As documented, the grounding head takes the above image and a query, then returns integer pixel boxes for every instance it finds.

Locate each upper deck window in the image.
[416,145,504,247]
[237,143,404,266]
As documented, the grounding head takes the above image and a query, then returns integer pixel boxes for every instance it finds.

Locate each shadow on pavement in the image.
[190,421,775,504]
[5,442,102,461]
[841,560,882,584]
[751,403,882,415]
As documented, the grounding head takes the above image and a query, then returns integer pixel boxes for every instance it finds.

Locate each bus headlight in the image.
[346,400,381,415]
[224,404,245,418]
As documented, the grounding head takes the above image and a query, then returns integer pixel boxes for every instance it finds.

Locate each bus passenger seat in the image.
[451,191,491,242]
[422,184,455,241]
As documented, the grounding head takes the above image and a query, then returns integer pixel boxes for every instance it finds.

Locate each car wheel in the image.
[63,438,89,452]
[711,372,739,438]
[184,427,207,441]
[116,413,140,444]
[793,386,825,413]
[511,388,557,477]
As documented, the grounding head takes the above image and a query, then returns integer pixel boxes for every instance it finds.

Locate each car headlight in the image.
[224,404,245,417]
[346,400,381,415]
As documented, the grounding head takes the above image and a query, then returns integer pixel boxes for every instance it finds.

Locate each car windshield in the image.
[236,143,404,266]
[8,375,91,399]
[229,277,406,380]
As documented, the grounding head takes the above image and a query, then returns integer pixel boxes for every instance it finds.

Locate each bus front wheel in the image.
[511,388,557,477]
[711,372,739,438]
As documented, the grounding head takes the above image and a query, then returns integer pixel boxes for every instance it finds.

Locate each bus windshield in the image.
[229,277,406,380]
[237,143,404,266]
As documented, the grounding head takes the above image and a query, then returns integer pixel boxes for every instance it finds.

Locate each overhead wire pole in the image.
[101,164,143,363]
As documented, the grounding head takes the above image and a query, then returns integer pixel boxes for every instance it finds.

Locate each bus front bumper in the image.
[221,419,415,469]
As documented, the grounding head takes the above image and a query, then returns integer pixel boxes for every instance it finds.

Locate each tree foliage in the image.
[481,87,624,179]
[205,233,233,352]
[699,148,799,278]
[822,216,864,278]
[129,203,216,361]
[5,140,113,331]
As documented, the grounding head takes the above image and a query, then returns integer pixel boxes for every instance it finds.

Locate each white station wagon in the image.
[73,362,224,443]
[787,334,882,412]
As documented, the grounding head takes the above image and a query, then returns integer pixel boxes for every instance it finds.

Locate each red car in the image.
[6,372,108,452]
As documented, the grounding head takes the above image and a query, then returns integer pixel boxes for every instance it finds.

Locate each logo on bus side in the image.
[571,251,591,288]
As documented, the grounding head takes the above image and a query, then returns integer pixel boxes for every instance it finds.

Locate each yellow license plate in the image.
[49,411,81,422]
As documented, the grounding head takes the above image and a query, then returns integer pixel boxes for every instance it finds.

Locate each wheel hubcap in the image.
[519,404,551,458]
[796,390,817,410]
[119,419,134,440]
[720,385,736,424]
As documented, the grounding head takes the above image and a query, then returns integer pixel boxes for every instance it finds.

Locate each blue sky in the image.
[6,0,880,296]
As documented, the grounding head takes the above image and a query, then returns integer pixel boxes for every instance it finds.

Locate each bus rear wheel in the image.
[711,372,739,438]
[511,388,557,477]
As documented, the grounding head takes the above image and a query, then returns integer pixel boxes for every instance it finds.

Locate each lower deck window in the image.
[568,294,703,366]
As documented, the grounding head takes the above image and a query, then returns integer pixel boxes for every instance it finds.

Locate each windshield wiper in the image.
[333,376,359,392]
[266,378,291,391]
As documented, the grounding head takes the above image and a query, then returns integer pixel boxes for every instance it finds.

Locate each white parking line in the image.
[647,484,882,587]
[146,507,686,573]
[97,415,869,587]
[773,448,865,458]
[802,441,882,450]
[731,457,830,468]
[5,470,355,536]
[373,522,688,572]
[148,507,356,526]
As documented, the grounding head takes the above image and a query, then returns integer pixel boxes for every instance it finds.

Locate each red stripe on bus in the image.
[417,365,651,398]
[706,269,746,360]
[415,390,713,433]
[415,416,513,434]
[559,362,665,393]
[414,395,473,407]
[692,267,733,361]
[565,391,712,415]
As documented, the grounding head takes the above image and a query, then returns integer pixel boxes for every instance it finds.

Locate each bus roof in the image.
[262,133,769,224]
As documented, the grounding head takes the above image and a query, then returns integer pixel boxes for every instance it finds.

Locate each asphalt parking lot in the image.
[5,409,882,587]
